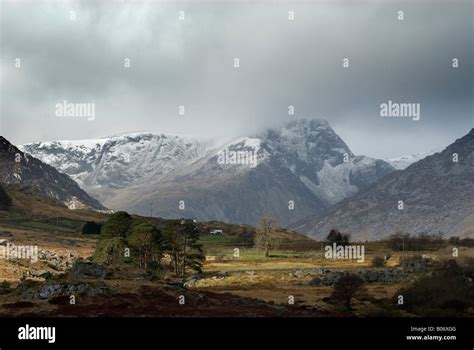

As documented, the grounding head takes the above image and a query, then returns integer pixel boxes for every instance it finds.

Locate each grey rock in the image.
[22,282,108,300]
[38,284,63,299]
[31,270,53,279]
[68,261,109,279]
[290,270,306,277]
[183,273,203,288]
[309,268,408,286]
[400,257,430,273]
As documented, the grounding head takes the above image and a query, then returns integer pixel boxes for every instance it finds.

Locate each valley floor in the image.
[0,222,472,317]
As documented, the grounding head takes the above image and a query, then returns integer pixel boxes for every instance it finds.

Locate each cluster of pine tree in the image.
[93,212,204,277]
[162,219,204,277]
[326,229,351,247]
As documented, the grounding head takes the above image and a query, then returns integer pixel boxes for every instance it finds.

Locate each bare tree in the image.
[256,216,278,257]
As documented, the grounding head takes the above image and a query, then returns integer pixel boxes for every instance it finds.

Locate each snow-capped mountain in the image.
[0,136,104,210]
[291,129,474,240]
[260,119,394,206]
[21,119,395,226]
[386,149,441,170]
[20,132,208,203]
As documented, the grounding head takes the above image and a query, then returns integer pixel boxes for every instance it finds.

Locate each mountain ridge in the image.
[20,119,395,226]
[290,128,474,240]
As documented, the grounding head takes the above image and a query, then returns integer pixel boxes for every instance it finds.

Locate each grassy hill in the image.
[140,216,319,258]
[1,186,316,252]
[0,187,109,235]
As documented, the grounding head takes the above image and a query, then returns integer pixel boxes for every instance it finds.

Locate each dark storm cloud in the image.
[1,0,472,158]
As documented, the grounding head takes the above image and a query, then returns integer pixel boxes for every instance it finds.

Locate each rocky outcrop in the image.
[68,261,110,279]
[20,282,108,300]
[309,268,408,286]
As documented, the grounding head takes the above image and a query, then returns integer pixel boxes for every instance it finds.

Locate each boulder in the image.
[309,277,323,286]
[400,256,430,273]
[309,268,408,286]
[183,273,203,288]
[214,271,229,278]
[21,282,108,300]
[68,261,109,279]
[31,270,53,280]
[290,270,306,278]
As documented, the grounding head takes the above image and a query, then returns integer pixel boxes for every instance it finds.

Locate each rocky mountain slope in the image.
[20,132,207,203]
[291,129,474,240]
[20,119,395,226]
[0,136,104,211]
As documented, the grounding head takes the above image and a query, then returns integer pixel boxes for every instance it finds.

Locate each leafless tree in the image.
[256,216,278,257]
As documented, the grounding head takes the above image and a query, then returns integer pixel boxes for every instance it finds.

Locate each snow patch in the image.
[301,160,358,205]
[387,148,441,170]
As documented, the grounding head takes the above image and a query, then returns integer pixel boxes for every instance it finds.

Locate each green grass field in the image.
[0,212,85,234]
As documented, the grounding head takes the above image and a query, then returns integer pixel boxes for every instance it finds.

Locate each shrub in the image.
[101,211,132,238]
[82,221,102,235]
[371,256,386,268]
[436,259,463,276]
[330,274,366,310]
[1,280,10,290]
[237,228,254,246]
[396,259,474,317]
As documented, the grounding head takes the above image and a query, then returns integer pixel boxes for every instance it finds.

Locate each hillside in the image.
[291,129,474,240]
[4,188,108,223]
[0,136,105,211]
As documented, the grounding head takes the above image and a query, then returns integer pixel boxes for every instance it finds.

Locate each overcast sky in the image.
[1,0,472,158]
